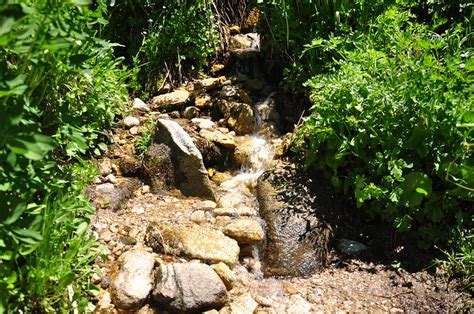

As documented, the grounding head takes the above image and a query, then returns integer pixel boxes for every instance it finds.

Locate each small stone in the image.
[91,273,102,285]
[150,90,190,111]
[201,200,217,209]
[131,205,145,214]
[119,156,142,177]
[105,174,118,184]
[228,25,240,34]
[223,219,264,244]
[200,76,227,90]
[213,207,257,217]
[228,293,258,314]
[190,210,207,223]
[124,116,140,128]
[98,159,112,176]
[192,117,215,130]
[282,282,300,295]
[131,98,150,112]
[93,176,102,184]
[142,185,150,194]
[255,295,272,307]
[195,95,213,109]
[211,262,236,290]
[210,64,225,74]
[129,126,141,135]
[183,106,200,119]
[203,310,220,314]
[286,295,312,314]
[120,235,137,246]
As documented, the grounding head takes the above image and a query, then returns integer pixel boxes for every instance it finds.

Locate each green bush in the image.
[0,0,128,311]
[106,0,219,92]
[293,7,473,249]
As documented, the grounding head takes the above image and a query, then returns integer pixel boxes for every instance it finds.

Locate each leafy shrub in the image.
[293,7,473,249]
[0,0,128,311]
[106,0,219,92]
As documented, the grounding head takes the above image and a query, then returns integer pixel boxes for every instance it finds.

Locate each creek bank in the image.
[87,25,468,313]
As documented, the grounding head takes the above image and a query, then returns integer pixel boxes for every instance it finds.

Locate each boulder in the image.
[256,166,334,276]
[119,156,142,177]
[110,251,155,310]
[195,95,213,109]
[142,143,175,193]
[192,117,216,130]
[219,85,252,105]
[229,33,260,50]
[150,90,190,111]
[216,100,256,135]
[211,263,236,290]
[199,129,236,149]
[223,218,264,244]
[183,106,200,119]
[153,119,216,200]
[152,263,228,312]
[124,116,140,128]
[336,239,368,255]
[199,76,227,91]
[145,222,240,265]
[131,97,149,112]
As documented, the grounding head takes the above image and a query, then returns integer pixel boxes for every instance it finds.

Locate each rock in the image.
[195,95,213,109]
[229,33,260,50]
[200,129,236,149]
[223,219,264,244]
[200,76,227,91]
[153,119,216,200]
[228,25,240,35]
[219,86,252,105]
[336,239,368,255]
[119,156,142,177]
[142,143,175,193]
[210,171,234,184]
[152,263,228,312]
[85,178,141,210]
[105,173,118,184]
[183,106,200,119]
[211,64,225,75]
[213,206,257,217]
[110,251,155,311]
[192,117,216,130]
[254,296,272,307]
[132,98,150,112]
[124,116,140,128]
[211,263,236,290]
[256,166,334,276]
[232,137,273,171]
[130,126,141,135]
[216,100,256,135]
[286,295,312,314]
[98,159,112,176]
[145,222,240,265]
[228,293,258,314]
[150,90,190,111]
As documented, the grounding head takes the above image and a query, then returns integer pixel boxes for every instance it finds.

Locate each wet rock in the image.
[192,117,216,130]
[336,239,368,255]
[255,93,281,135]
[119,156,142,177]
[219,86,252,105]
[142,143,175,193]
[132,98,150,112]
[152,263,228,312]
[256,166,334,276]
[195,95,213,109]
[232,137,273,171]
[124,116,140,128]
[150,90,190,111]
[110,251,155,311]
[216,100,256,135]
[210,171,234,184]
[183,106,200,119]
[200,129,236,149]
[86,178,140,210]
[228,293,258,314]
[223,218,264,244]
[199,76,227,91]
[211,262,236,290]
[153,119,216,200]
[145,222,240,265]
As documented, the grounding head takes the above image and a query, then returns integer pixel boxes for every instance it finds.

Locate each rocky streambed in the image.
[87,28,468,313]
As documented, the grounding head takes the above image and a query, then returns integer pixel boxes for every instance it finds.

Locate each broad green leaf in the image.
[11,228,43,244]
[398,172,432,207]
[72,0,92,5]
[7,134,56,160]
[4,202,27,225]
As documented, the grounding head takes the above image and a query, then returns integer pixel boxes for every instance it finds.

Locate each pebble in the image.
[129,126,141,135]
[131,98,149,112]
[105,174,117,184]
[123,116,140,128]
[91,273,102,285]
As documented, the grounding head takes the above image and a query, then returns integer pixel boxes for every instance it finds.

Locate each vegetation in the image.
[0,0,472,311]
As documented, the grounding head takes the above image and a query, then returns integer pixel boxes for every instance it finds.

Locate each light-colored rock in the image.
[183,106,200,119]
[336,239,368,255]
[195,95,213,109]
[216,100,256,135]
[228,25,240,34]
[211,171,234,184]
[223,218,264,244]
[154,119,216,200]
[85,178,141,210]
[228,293,258,314]
[152,263,228,312]
[211,262,236,290]
[229,33,260,50]
[150,90,190,111]
[124,116,140,128]
[131,98,149,112]
[130,126,141,135]
[145,223,240,265]
[286,295,312,314]
[200,76,227,90]
[192,117,216,130]
[211,64,225,74]
[213,206,257,217]
[110,251,155,310]
[219,86,252,105]
[200,129,236,149]
[105,173,117,184]
[98,159,112,176]
[254,295,272,307]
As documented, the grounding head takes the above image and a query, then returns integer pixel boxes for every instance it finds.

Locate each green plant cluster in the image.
[106,0,219,93]
[291,5,472,288]
[0,0,128,311]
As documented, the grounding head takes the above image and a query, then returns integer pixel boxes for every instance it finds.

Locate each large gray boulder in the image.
[152,263,228,313]
[110,251,155,310]
[153,119,216,200]
[145,222,240,265]
[256,165,334,276]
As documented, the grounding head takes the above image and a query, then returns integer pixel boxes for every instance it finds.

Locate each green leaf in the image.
[11,228,43,244]
[398,172,432,207]
[4,203,27,225]
[7,134,56,160]
[72,0,92,6]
